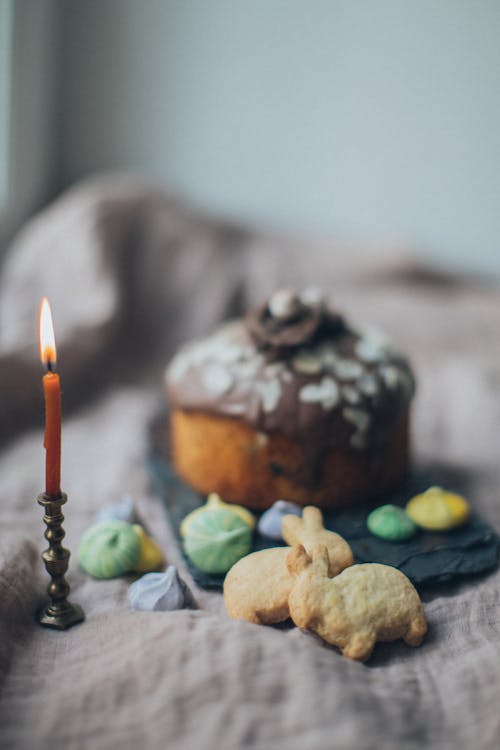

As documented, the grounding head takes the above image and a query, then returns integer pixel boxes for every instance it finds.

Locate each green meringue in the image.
[367,504,417,542]
[79,520,141,579]
[183,508,252,574]
[180,493,255,538]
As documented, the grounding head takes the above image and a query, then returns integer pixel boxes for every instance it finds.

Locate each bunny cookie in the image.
[282,506,353,576]
[287,544,427,661]
[224,547,293,624]
[224,506,353,625]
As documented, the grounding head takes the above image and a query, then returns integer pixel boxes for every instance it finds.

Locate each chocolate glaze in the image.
[165,292,415,488]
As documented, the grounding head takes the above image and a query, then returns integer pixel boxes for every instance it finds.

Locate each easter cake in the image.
[165,289,415,510]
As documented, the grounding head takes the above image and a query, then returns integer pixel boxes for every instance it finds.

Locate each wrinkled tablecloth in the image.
[0,177,499,750]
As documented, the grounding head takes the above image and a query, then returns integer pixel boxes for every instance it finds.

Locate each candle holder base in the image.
[37,601,85,630]
[37,492,85,631]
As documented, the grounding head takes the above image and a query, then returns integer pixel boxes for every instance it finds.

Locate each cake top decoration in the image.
[245,288,345,359]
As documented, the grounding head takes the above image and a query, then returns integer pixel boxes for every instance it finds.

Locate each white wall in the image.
[1,0,60,233]
[59,0,500,275]
[0,0,13,214]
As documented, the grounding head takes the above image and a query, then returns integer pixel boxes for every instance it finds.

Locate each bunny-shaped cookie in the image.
[282,506,353,576]
[224,543,351,626]
[287,544,427,661]
[224,506,353,625]
[224,547,293,624]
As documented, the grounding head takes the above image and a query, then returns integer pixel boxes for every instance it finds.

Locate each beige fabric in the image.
[0,176,499,750]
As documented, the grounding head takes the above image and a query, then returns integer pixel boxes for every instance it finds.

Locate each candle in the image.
[39,298,61,497]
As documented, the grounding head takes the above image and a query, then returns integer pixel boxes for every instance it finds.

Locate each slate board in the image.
[148,412,499,591]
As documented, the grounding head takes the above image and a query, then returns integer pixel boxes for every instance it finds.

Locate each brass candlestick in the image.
[37,492,85,630]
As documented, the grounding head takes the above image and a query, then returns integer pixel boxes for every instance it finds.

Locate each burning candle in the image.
[39,298,61,498]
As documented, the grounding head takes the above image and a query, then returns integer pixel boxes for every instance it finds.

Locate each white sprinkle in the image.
[317,345,340,370]
[357,372,379,397]
[167,354,191,383]
[201,363,233,395]
[299,377,340,410]
[190,337,219,364]
[343,407,371,432]
[343,407,371,450]
[333,359,364,380]
[233,360,260,378]
[242,345,256,357]
[342,385,361,405]
[213,343,246,364]
[187,322,248,366]
[258,379,282,413]
[354,338,386,363]
[379,365,399,389]
[265,362,284,377]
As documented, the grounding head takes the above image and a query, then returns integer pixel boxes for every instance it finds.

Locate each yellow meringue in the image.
[406,486,470,531]
[132,525,165,573]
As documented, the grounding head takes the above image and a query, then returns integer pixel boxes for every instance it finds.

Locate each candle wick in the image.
[47,359,54,373]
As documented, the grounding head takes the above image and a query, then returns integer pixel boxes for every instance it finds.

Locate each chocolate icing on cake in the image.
[165,290,415,486]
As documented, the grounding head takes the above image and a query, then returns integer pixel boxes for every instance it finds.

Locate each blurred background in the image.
[1,0,499,276]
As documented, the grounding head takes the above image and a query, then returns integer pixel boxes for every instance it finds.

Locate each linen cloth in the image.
[0,177,499,750]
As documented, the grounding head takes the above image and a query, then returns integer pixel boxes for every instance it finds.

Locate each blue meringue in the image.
[128,567,196,612]
[257,500,302,540]
[94,495,138,525]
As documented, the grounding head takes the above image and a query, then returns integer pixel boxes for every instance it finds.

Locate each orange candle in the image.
[39,298,61,497]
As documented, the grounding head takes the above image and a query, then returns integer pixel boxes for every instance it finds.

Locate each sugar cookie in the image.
[282,506,353,575]
[287,544,427,661]
[224,547,293,624]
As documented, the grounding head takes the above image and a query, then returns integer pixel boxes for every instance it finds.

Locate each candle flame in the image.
[39,297,57,368]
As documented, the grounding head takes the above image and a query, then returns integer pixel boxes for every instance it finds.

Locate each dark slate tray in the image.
[148,412,499,591]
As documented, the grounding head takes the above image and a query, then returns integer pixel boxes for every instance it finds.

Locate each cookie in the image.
[406,486,470,531]
[287,544,427,661]
[282,506,353,575]
[224,547,293,624]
